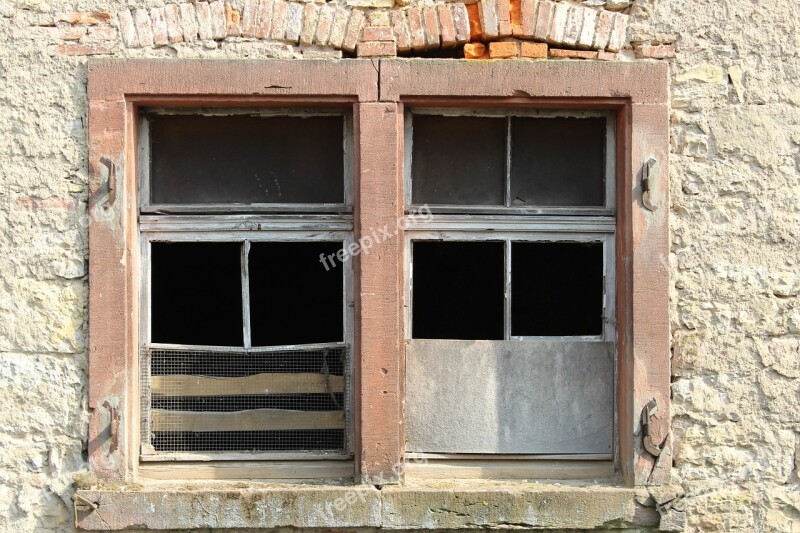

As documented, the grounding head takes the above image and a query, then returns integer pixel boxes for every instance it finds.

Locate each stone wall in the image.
[0,0,797,531]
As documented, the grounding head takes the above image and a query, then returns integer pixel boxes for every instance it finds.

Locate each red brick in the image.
[241,0,259,36]
[407,8,426,51]
[342,9,365,52]
[54,43,111,55]
[463,41,485,58]
[58,11,111,25]
[422,6,440,49]
[328,7,350,49]
[479,0,499,39]
[634,43,676,59]
[179,3,199,42]
[562,5,582,46]
[163,4,183,43]
[497,0,512,37]
[390,10,412,52]
[133,9,154,47]
[510,0,522,35]
[607,12,628,52]
[357,40,397,57]
[54,25,87,41]
[437,4,456,47]
[226,2,242,36]
[532,0,552,41]
[547,1,568,44]
[593,10,613,50]
[577,7,596,49]
[149,8,169,46]
[466,3,482,40]
[209,1,227,40]
[299,3,320,45]
[520,41,547,58]
[549,47,598,59]
[255,0,274,39]
[597,49,618,61]
[117,9,138,47]
[269,0,288,40]
[362,26,394,42]
[489,40,519,58]
[195,2,214,41]
[284,2,303,43]
[451,3,470,44]
[85,26,117,42]
[314,5,335,46]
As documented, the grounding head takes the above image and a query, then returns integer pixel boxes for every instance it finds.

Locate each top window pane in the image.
[411,115,506,206]
[148,114,346,205]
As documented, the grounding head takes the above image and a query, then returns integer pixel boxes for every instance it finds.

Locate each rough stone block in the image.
[209,1,227,40]
[466,2,482,39]
[479,0,499,39]
[164,3,183,43]
[438,4,456,47]
[269,0,288,40]
[533,0,552,41]
[357,40,397,56]
[328,7,350,49]
[577,7,597,49]
[452,3,470,43]
[423,6,440,48]
[550,47,598,59]
[284,2,303,43]
[489,40,519,58]
[342,8,365,52]
[241,0,259,36]
[562,5,582,46]
[407,8,426,50]
[593,9,613,49]
[520,40,547,57]
[133,9,154,48]
[607,12,628,51]
[390,10,412,52]
[117,9,138,47]
[315,5,335,46]
[547,1,569,44]
[299,3,319,45]
[255,0,274,39]
[194,2,214,41]
[149,8,169,46]
[464,41,485,58]
[179,2,199,42]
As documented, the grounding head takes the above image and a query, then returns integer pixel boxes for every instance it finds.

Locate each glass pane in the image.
[149,114,345,204]
[151,242,243,346]
[511,241,604,336]
[411,115,506,205]
[510,117,606,206]
[412,241,504,340]
[249,242,343,346]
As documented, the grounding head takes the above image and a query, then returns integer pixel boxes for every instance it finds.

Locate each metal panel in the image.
[405,339,614,454]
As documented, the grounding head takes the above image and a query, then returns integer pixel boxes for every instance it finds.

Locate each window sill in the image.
[74,480,684,531]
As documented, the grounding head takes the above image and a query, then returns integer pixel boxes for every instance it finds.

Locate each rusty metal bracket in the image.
[641,398,665,457]
[641,158,657,212]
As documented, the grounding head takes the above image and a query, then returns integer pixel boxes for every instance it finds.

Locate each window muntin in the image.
[138,109,354,461]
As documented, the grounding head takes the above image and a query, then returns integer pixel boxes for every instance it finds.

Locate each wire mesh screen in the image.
[140,345,349,454]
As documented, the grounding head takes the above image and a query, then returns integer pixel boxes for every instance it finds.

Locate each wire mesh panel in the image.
[140,345,349,454]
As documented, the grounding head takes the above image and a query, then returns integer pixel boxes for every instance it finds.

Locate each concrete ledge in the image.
[75,482,671,530]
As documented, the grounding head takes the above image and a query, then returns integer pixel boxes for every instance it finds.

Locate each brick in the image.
[597,49,617,60]
[510,0,522,35]
[520,40,547,57]
[53,42,112,55]
[241,0,259,36]
[547,1,568,44]
[314,5,335,46]
[328,7,350,49]
[562,5,582,46]
[85,26,117,42]
[634,42,676,59]
[226,2,242,36]
[347,0,394,8]
[269,1,288,40]
[179,3,199,42]
[489,40,519,58]
[532,0,552,41]
[407,8,426,51]
[463,41,485,58]
[466,3,482,40]
[479,0,499,39]
[437,4,456,47]
[363,26,394,42]
[422,6,440,49]
[368,11,391,27]
[342,8,365,52]
[497,0,512,37]
[284,2,303,43]
[452,3,470,44]
[549,47,598,59]
[149,8,169,46]
[577,8,596,49]
[117,9,138,47]
[357,40,397,56]
[209,1,227,40]
[255,0,274,39]
[593,10,613,49]
[133,9,154,48]
[58,11,111,25]
[164,4,183,43]
[517,0,536,37]
[299,3,319,45]
[195,2,214,41]
[390,10,412,52]
[607,12,628,52]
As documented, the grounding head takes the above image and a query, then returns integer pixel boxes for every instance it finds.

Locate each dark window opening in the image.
[249,241,343,346]
[511,241,604,336]
[149,114,345,205]
[411,115,506,205]
[412,241,504,340]
[151,242,243,346]
[510,117,606,206]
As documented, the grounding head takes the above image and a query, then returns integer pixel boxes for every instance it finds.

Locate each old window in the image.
[404,109,617,472]
[138,109,355,471]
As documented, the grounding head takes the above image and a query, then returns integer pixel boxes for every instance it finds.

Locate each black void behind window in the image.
[249,241,343,347]
[151,242,243,346]
[411,116,506,205]
[149,114,345,205]
[412,241,505,340]
[511,241,604,336]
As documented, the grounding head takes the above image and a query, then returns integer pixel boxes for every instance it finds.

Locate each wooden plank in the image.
[405,340,614,454]
[151,373,345,396]
[151,408,344,432]
[138,460,354,480]
[405,452,613,461]
[404,459,614,480]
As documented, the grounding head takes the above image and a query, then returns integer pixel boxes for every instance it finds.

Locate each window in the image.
[137,109,355,470]
[403,109,617,468]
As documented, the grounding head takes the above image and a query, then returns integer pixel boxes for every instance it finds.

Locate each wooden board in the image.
[405,339,614,454]
[404,459,614,480]
[138,460,354,480]
[151,408,344,432]
[151,373,345,396]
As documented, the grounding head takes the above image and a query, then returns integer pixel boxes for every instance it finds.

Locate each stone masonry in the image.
[0,0,798,531]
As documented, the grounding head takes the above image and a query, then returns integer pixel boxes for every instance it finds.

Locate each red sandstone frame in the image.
[87,58,669,486]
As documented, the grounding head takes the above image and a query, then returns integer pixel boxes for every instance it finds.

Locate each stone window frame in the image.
[87,58,669,491]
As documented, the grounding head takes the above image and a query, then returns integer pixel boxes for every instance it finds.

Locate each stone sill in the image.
[75,480,683,530]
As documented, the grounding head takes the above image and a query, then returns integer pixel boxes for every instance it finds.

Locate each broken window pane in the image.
[510,117,606,206]
[411,115,506,205]
[149,114,345,205]
[151,242,243,346]
[511,241,604,336]
[249,242,343,346]
[412,241,504,340]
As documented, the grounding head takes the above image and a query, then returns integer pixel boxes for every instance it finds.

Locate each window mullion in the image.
[505,116,512,208]
[241,240,252,349]
[504,238,512,341]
